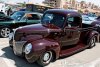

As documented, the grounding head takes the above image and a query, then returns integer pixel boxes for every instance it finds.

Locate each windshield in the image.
[42,13,65,28]
[11,11,25,21]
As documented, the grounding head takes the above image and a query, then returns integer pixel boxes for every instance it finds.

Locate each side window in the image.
[67,17,80,27]
[67,17,74,23]
[20,16,27,21]
[27,14,40,20]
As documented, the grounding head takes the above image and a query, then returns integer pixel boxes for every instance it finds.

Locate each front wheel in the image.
[0,27,11,38]
[37,51,53,66]
[87,35,96,49]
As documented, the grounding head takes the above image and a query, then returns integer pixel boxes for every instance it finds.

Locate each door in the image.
[59,16,81,47]
[26,14,41,24]
[11,17,27,29]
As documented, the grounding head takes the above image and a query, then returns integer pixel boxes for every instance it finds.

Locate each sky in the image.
[3,0,100,6]
[3,0,44,4]
[77,0,100,6]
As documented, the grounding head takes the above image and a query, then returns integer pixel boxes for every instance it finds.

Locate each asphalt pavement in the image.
[0,38,100,67]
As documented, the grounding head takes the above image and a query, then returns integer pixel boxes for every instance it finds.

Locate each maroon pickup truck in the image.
[9,9,98,66]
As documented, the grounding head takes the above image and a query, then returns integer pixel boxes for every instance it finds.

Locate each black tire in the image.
[0,27,11,38]
[37,51,53,66]
[87,35,96,49]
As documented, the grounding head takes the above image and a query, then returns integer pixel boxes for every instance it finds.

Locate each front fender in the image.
[0,25,8,28]
[0,25,12,30]
[25,39,60,62]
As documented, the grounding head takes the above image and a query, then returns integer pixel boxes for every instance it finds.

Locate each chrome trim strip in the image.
[13,41,27,55]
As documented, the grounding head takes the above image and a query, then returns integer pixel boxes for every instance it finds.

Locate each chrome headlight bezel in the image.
[24,43,32,54]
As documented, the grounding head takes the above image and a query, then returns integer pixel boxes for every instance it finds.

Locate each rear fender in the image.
[88,31,98,39]
[86,31,99,42]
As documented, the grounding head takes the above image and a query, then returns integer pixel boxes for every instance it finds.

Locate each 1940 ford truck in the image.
[9,9,98,66]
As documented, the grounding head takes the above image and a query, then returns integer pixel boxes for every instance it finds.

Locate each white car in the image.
[89,17,97,21]
[82,15,94,25]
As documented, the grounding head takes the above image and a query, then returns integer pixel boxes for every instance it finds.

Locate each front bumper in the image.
[9,29,18,46]
[9,32,14,46]
[13,40,27,56]
[13,40,39,62]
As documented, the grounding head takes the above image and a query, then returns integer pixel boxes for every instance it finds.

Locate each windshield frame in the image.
[41,12,66,28]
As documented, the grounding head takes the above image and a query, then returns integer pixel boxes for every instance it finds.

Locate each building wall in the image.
[43,0,100,13]
[43,0,66,8]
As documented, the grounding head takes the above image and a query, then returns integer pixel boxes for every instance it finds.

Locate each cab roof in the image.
[45,9,81,17]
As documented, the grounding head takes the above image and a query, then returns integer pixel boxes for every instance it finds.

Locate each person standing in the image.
[7,8,12,16]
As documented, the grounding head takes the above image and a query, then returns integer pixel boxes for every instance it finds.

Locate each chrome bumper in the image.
[13,41,27,56]
[8,29,27,56]
[9,32,14,46]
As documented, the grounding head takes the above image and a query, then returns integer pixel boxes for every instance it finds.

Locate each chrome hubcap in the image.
[1,28,10,37]
[43,51,52,63]
[91,37,95,46]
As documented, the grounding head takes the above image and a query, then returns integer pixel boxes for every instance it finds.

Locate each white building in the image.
[43,0,66,8]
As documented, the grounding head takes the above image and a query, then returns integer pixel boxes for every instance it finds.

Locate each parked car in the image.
[0,12,6,17]
[91,16,100,33]
[82,15,93,24]
[82,15,100,33]
[9,9,98,66]
[88,13,97,21]
[0,11,42,38]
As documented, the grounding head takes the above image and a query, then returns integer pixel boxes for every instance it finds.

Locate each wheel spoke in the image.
[1,28,11,37]
[6,31,10,34]
[91,37,95,47]
[2,29,5,32]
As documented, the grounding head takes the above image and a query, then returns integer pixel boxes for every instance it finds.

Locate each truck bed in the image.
[81,23,97,31]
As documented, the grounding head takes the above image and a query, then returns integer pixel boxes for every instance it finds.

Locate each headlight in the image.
[25,43,32,54]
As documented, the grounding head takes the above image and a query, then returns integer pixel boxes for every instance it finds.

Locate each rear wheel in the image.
[87,35,96,49]
[0,27,11,38]
[37,51,53,66]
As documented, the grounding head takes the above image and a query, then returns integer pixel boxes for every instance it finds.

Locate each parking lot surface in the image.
[0,38,100,67]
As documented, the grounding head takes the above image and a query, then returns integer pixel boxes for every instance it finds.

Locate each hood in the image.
[0,16,14,24]
[16,24,61,35]
[14,24,61,41]
[0,20,14,25]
